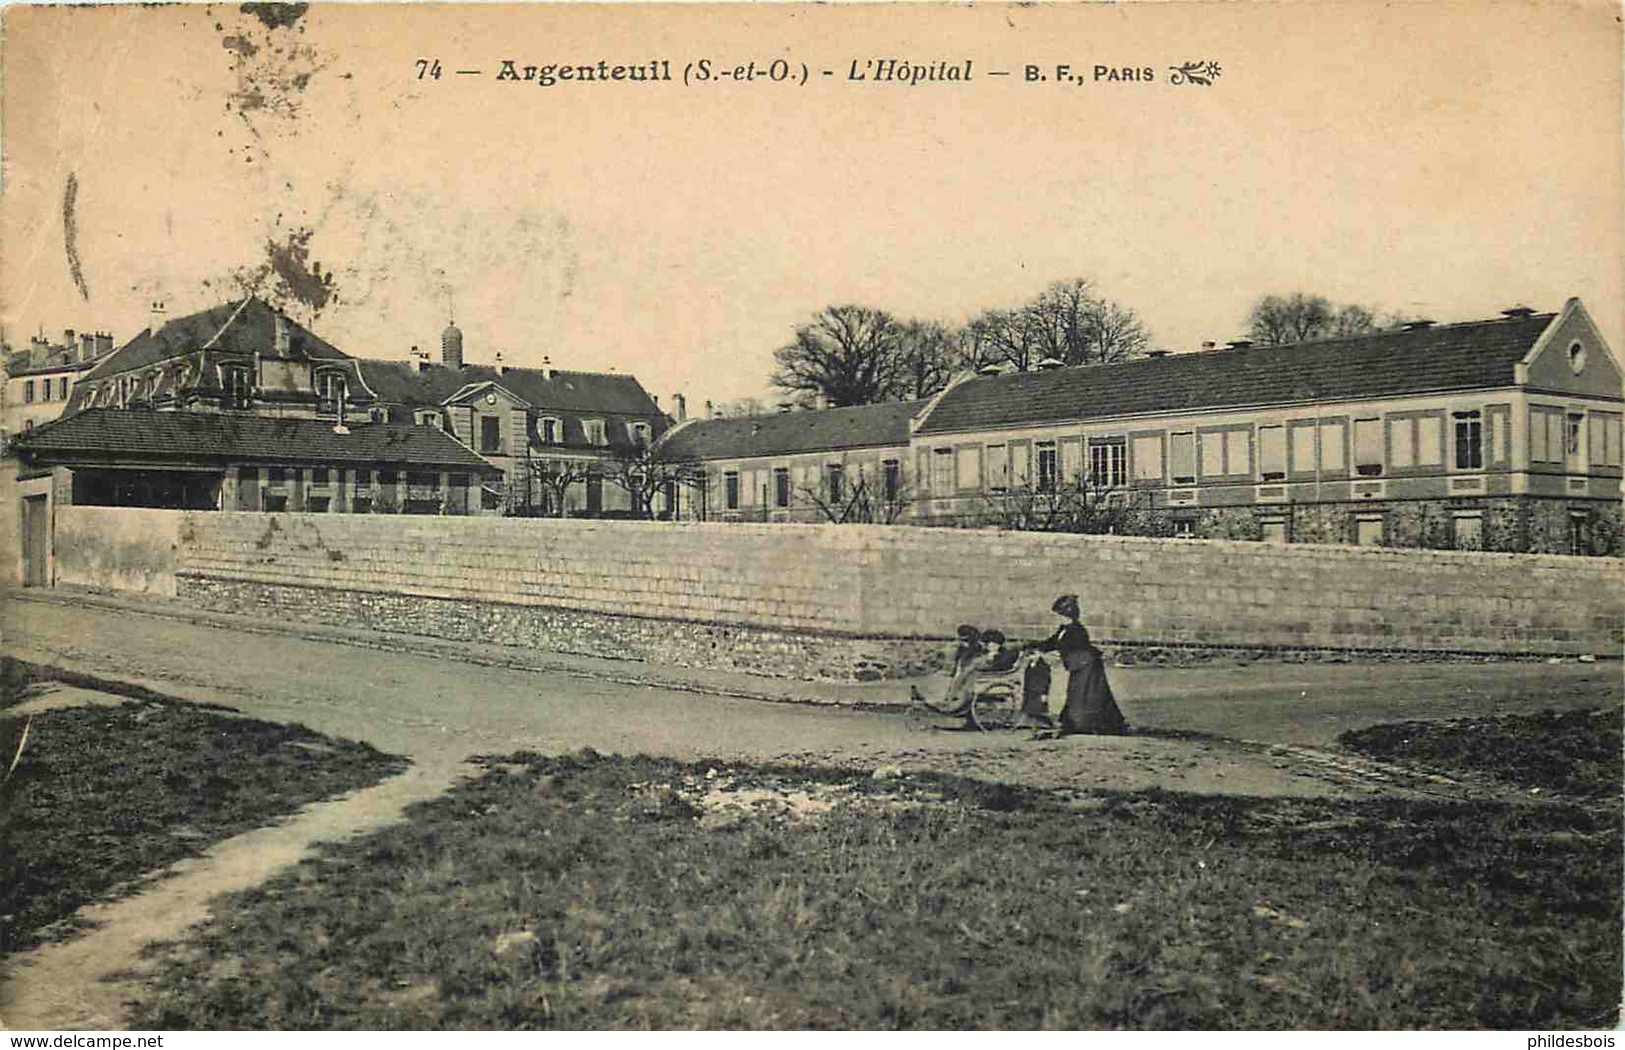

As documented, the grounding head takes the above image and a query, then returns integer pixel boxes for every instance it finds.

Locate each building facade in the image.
[1,329,115,446]
[25,297,672,517]
[663,299,1623,555]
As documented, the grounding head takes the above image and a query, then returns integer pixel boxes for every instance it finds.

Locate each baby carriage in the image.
[962,649,1050,731]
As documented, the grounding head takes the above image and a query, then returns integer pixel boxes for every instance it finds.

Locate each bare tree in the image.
[979,475,1168,536]
[522,458,596,518]
[891,320,959,401]
[969,279,1151,372]
[799,466,912,524]
[1245,293,1385,346]
[605,442,706,520]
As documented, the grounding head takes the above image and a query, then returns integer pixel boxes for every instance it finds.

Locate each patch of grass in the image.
[0,660,409,954]
[1339,708,1623,798]
[130,751,1620,1030]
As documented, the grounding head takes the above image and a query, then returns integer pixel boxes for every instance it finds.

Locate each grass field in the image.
[0,658,410,954]
[129,730,1621,1029]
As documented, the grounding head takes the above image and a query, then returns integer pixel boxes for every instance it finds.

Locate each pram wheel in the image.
[969,685,1020,731]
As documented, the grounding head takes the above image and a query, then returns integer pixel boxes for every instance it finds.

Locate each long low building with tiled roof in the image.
[661,298,1622,554]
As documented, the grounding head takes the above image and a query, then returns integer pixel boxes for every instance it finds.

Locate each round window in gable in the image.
[1568,340,1587,374]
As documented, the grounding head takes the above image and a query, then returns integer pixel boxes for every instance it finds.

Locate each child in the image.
[1015,653,1055,729]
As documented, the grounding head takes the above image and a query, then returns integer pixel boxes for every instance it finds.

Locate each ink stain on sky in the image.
[63,173,90,302]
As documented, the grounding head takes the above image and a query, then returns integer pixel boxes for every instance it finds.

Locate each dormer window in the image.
[539,417,563,444]
[414,409,442,429]
[583,418,607,446]
[221,365,253,409]
[629,421,652,448]
[315,370,348,415]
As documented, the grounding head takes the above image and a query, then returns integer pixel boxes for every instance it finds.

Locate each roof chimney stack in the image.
[672,392,687,422]
[705,399,716,419]
[1036,357,1064,371]
[1501,306,1535,318]
[1225,339,1254,350]
[541,355,554,380]
[1146,349,1172,359]
[94,332,113,357]
[150,301,166,333]
[494,351,506,376]
[1401,319,1435,331]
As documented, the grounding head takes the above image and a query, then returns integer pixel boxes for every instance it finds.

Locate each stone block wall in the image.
[128,511,1625,679]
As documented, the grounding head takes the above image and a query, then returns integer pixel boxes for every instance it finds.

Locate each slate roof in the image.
[915,313,1558,436]
[15,408,494,471]
[81,298,347,383]
[353,359,665,417]
[660,400,921,461]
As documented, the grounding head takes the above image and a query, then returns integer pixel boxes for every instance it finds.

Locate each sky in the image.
[3,1,1621,407]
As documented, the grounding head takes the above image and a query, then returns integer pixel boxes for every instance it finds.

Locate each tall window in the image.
[315,371,347,414]
[583,419,607,446]
[724,470,740,510]
[1258,426,1287,480]
[1088,440,1125,489]
[930,449,954,495]
[1353,418,1382,476]
[773,467,790,508]
[955,447,980,491]
[882,459,901,501]
[540,417,561,444]
[1530,407,1564,465]
[1566,413,1585,470]
[1036,443,1058,491]
[1453,411,1483,470]
[22,381,33,404]
[480,416,502,453]
[221,366,252,409]
[1389,418,1415,469]
[1168,432,1196,484]
[58,377,68,400]
[827,463,845,503]
[985,444,1010,491]
[1320,421,1347,472]
[1130,435,1163,482]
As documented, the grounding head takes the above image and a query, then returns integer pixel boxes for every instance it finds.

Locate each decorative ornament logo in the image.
[1169,61,1223,86]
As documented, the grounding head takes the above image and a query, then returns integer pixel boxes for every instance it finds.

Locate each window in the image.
[1260,518,1289,544]
[1320,421,1347,472]
[930,448,954,496]
[1199,429,1249,478]
[985,444,1010,491]
[263,493,289,512]
[629,422,652,448]
[307,496,331,513]
[1530,407,1564,465]
[355,469,373,488]
[1172,518,1195,537]
[58,377,68,400]
[583,419,607,446]
[1453,411,1483,470]
[955,447,980,491]
[1088,440,1125,489]
[1590,413,1622,467]
[1389,418,1414,469]
[379,469,398,486]
[22,380,33,404]
[724,470,740,510]
[1452,512,1483,551]
[267,467,287,485]
[1354,515,1384,547]
[540,417,561,444]
[1168,432,1196,484]
[773,467,790,508]
[415,410,441,429]
[1353,419,1382,476]
[315,371,347,413]
[827,463,845,503]
[1036,443,1058,491]
[1570,512,1591,555]
[882,460,901,501]
[312,469,330,487]
[222,366,252,409]
[1289,422,1316,475]
[1566,413,1585,469]
[1259,426,1286,480]
[1010,443,1031,488]
[480,416,502,453]
[1130,434,1163,482]
[1416,416,1443,467]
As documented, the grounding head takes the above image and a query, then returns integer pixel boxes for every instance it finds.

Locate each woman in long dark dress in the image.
[1030,595,1127,736]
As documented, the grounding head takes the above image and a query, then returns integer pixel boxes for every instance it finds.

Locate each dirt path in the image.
[1,595,1613,1028]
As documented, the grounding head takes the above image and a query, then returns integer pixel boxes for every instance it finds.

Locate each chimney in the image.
[410,345,430,374]
[63,329,76,351]
[1201,341,1217,350]
[28,335,47,369]
[495,351,506,376]
[541,355,554,380]
[651,393,659,409]
[1401,319,1435,331]
[1036,357,1064,371]
[1501,305,1536,318]
[1146,350,1172,359]
[705,399,716,419]
[79,333,94,362]
[976,363,1003,376]
[672,393,687,422]
[274,312,291,356]
[150,301,166,332]
[1225,339,1254,350]
[94,332,112,357]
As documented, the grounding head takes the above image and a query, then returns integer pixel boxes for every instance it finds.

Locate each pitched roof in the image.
[660,400,920,461]
[15,408,494,470]
[915,313,1558,436]
[82,298,347,382]
[353,359,666,418]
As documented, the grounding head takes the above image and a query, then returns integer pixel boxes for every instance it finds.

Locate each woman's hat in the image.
[1051,594,1080,619]
[980,628,1006,645]
[956,623,981,641]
